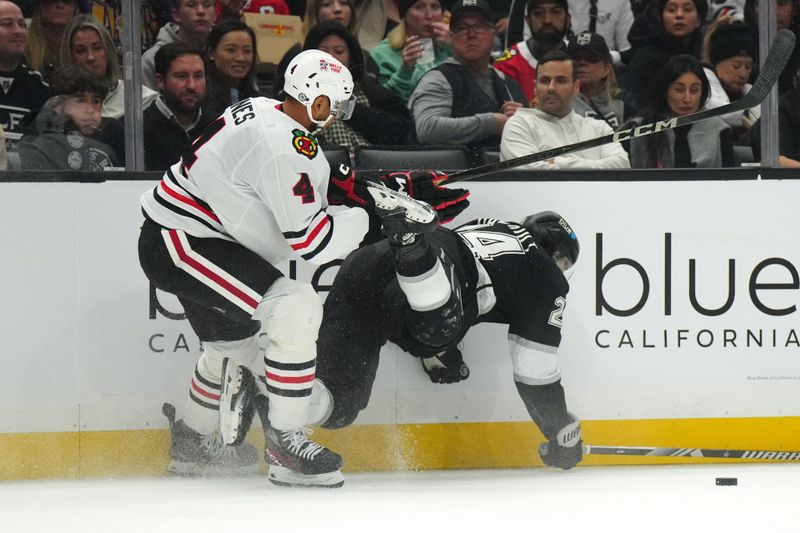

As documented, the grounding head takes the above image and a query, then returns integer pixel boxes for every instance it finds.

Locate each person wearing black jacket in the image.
[295,20,413,154]
[620,0,707,116]
[143,42,213,171]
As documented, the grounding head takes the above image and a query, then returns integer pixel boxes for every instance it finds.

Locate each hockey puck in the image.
[715,477,738,486]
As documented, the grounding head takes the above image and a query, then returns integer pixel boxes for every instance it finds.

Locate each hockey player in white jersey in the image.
[138,49,470,487]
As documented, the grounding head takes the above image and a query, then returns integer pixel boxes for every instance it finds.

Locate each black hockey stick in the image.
[445,29,796,184]
[584,444,800,461]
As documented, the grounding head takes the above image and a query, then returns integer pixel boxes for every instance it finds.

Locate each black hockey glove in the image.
[421,346,470,384]
[539,414,583,470]
[381,170,470,223]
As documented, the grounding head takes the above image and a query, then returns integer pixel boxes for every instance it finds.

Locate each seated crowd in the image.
[0,0,798,172]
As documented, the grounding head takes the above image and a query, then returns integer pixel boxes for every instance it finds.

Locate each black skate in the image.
[367,180,439,247]
[257,397,344,488]
[162,402,260,477]
[219,358,258,445]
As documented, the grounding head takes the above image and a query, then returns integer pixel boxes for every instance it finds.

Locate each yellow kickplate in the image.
[2,417,799,480]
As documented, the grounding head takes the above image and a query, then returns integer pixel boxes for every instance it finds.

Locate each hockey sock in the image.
[396,242,451,312]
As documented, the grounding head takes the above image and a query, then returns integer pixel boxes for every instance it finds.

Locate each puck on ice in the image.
[715,477,737,486]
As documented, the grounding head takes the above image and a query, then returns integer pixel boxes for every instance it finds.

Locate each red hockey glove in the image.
[328,167,471,223]
[381,170,470,223]
[327,162,371,207]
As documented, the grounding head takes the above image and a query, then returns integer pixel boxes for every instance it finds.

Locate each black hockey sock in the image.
[393,235,438,279]
[514,380,572,441]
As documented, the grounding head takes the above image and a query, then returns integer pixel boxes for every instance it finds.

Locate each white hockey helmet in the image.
[283,49,355,130]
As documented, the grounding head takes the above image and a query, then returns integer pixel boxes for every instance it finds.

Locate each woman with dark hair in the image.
[621,0,707,116]
[204,20,261,118]
[274,0,379,97]
[293,21,411,154]
[630,54,735,168]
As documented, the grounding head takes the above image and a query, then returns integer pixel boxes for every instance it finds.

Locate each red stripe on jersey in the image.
[160,179,221,223]
[290,216,330,251]
[265,371,315,384]
[168,230,260,311]
[191,378,220,401]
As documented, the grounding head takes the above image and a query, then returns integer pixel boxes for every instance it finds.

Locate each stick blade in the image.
[749,29,796,100]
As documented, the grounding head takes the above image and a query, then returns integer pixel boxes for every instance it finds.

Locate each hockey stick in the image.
[445,29,796,184]
[584,444,800,461]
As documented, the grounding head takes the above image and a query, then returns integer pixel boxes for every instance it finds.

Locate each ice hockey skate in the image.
[249,395,344,488]
[162,402,260,477]
[219,357,258,445]
[367,180,439,246]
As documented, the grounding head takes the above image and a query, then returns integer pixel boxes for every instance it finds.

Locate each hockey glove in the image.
[539,414,583,470]
[381,170,470,223]
[421,346,470,384]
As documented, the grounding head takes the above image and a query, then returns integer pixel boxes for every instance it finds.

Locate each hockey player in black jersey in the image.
[221,207,584,472]
[138,48,469,487]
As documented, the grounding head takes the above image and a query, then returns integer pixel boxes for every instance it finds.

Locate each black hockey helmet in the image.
[520,211,579,272]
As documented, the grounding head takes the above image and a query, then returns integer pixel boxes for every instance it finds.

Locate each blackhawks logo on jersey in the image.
[495,47,516,63]
[291,129,318,159]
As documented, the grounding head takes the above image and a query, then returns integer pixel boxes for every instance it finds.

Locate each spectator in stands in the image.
[621,0,707,116]
[370,0,452,104]
[565,0,633,64]
[744,0,799,94]
[494,0,570,104]
[300,21,411,154]
[0,0,50,163]
[441,0,511,49]
[701,17,759,142]
[353,0,400,51]
[302,0,355,34]
[274,0,380,96]
[567,31,625,128]
[62,15,159,118]
[203,19,261,118]
[26,0,78,83]
[410,0,525,158]
[143,42,212,171]
[630,54,734,168]
[18,63,125,170]
[500,51,630,169]
[141,0,214,90]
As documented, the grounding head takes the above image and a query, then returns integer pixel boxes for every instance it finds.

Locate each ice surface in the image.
[0,464,798,532]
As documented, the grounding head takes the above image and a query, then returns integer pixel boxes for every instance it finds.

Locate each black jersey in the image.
[454,218,570,352]
[0,64,50,147]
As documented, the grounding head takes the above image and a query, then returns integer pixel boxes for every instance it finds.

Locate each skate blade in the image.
[219,361,245,445]
[267,465,344,488]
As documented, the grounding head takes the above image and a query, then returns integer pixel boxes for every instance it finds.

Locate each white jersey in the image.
[141,97,370,266]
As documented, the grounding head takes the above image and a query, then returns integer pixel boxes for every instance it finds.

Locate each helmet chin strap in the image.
[306,105,333,133]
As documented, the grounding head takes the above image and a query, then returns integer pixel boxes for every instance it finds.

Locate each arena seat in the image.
[354,145,469,171]
[478,148,501,165]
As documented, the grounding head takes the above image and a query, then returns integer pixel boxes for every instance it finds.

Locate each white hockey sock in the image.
[183,337,260,435]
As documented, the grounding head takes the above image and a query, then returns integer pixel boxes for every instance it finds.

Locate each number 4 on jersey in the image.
[292,173,315,204]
